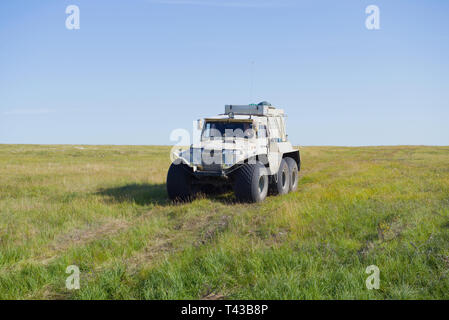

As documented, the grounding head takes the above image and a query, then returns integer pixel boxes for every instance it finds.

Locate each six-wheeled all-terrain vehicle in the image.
[167,101,300,203]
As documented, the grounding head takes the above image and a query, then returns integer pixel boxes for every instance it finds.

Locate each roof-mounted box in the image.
[224,104,284,117]
[225,104,269,116]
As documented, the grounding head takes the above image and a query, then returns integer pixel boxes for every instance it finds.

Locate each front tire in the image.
[285,157,299,192]
[272,158,290,195]
[166,162,195,202]
[233,162,268,203]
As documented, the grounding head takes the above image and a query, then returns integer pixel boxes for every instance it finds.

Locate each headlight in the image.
[190,148,202,165]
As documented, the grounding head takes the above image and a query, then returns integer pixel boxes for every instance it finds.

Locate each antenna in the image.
[250,60,255,103]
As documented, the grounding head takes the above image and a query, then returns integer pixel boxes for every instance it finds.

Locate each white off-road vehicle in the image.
[167,101,300,203]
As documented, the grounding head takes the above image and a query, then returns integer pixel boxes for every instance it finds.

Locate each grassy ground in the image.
[0,144,448,299]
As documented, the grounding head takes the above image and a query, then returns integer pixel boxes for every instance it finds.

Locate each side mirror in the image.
[197,119,204,130]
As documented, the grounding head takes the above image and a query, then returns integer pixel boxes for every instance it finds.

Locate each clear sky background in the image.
[1,0,448,146]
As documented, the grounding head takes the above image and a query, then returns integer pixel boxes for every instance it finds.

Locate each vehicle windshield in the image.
[202,121,254,140]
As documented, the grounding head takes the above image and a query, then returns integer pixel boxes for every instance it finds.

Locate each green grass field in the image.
[0,144,448,299]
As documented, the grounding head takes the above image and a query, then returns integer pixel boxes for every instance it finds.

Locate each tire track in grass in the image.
[40,219,131,265]
[0,218,131,275]
[3,201,237,299]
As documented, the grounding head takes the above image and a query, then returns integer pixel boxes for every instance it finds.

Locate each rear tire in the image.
[272,159,290,195]
[166,163,195,202]
[233,162,268,203]
[285,157,299,192]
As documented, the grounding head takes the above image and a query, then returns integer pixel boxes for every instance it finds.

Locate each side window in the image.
[258,125,267,138]
[268,117,280,139]
[202,123,211,138]
[277,117,286,141]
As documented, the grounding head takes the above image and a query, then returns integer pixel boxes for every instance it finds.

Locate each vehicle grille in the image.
[201,149,222,172]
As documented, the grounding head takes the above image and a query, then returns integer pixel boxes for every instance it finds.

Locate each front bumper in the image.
[193,170,226,177]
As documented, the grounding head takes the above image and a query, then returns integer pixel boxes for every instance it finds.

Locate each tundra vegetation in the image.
[0,144,448,299]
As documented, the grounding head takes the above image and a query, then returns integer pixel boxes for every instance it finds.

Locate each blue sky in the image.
[0,0,448,146]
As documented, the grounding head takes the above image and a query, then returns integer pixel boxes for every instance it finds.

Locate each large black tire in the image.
[285,157,299,192]
[233,162,268,203]
[166,163,195,202]
[272,158,290,195]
